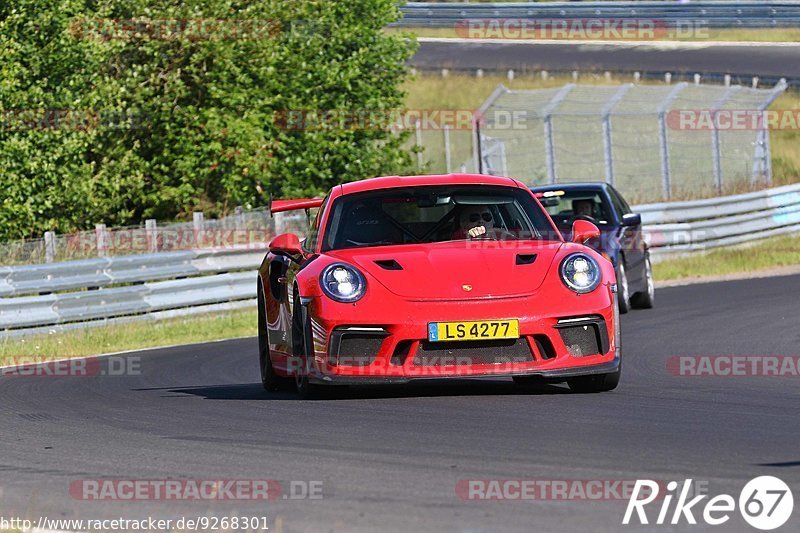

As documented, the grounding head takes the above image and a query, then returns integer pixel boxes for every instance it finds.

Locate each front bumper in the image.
[301,283,620,385]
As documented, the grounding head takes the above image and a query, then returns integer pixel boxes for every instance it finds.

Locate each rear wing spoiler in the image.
[269,198,324,215]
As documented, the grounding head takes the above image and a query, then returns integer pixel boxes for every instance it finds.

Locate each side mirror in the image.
[622,213,642,227]
[269,233,303,260]
[571,220,600,244]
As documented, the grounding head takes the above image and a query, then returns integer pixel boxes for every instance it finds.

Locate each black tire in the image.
[258,284,292,392]
[292,294,324,400]
[567,368,621,393]
[615,262,630,314]
[631,254,655,309]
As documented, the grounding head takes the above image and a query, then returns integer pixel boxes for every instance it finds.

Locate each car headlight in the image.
[320,263,367,302]
[560,253,602,294]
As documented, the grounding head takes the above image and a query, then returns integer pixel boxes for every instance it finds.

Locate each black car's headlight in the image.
[560,253,602,294]
[320,263,367,302]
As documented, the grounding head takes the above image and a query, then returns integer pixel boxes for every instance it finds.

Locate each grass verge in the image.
[0,308,257,364]
[653,234,800,282]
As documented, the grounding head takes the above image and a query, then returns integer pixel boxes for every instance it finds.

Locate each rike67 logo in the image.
[624,477,794,530]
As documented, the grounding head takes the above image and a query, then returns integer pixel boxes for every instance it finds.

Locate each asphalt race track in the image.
[1,275,799,532]
[413,39,800,83]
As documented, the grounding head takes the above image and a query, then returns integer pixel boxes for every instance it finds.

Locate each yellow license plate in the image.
[428,320,519,342]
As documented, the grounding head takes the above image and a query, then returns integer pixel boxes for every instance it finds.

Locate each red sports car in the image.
[258,174,621,398]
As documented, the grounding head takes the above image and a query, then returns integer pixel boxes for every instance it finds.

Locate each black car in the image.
[531,182,654,313]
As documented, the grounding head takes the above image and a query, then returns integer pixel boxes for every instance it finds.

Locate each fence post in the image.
[443,125,452,173]
[145,219,158,253]
[656,82,688,200]
[44,231,56,263]
[752,78,788,186]
[473,84,510,174]
[95,224,108,257]
[499,141,508,177]
[710,86,741,194]
[415,119,423,168]
[234,206,245,230]
[542,83,575,184]
[600,84,633,186]
[193,211,204,248]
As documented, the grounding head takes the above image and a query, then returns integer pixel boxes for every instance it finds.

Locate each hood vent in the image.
[374,259,403,271]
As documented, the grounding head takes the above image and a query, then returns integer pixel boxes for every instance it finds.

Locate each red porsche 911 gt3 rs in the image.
[257,174,621,398]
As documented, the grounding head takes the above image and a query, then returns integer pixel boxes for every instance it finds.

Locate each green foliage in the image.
[0,0,417,240]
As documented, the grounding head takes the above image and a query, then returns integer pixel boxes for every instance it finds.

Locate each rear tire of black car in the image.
[567,368,620,393]
[292,294,325,400]
[631,254,655,309]
[615,263,630,314]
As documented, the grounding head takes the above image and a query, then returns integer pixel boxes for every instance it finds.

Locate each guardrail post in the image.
[44,231,56,263]
[95,224,108,257]
[145,219,158,253]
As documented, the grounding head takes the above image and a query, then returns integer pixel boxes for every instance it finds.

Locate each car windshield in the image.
[322,185,555,251]
[535,189,613,226]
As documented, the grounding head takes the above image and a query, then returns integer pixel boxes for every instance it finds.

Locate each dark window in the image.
[608,186,632,217]
[535,189,613,226]
[303,193,330,252]
[321,185,553,251]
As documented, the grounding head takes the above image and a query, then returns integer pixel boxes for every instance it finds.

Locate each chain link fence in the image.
[0,207,309,266]
[417,80,787,204]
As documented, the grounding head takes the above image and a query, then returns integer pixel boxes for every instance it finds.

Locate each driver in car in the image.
[454,205,501,239]
[572,199,595,219]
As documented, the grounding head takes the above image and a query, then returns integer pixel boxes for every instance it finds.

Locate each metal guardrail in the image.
[638,183,800,256]
[397,2,800,29]
[0,248,265,297]
[2,183,800,334]
[0,248,265,332]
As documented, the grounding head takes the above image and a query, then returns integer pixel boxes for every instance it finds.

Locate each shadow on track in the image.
[133,379,571,401]
[755,461,800,468]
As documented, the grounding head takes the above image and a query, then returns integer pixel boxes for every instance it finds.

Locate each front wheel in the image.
[292,295,324,400]
[567,369,620,393]
[615,262,630,314]
[631,255,655,309]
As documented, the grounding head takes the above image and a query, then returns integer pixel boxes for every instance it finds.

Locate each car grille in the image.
[555,317,608,357]
[328,328,388,366]
[414,338,533,366]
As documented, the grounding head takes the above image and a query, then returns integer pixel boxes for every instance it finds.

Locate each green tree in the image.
[0,0,417,240]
